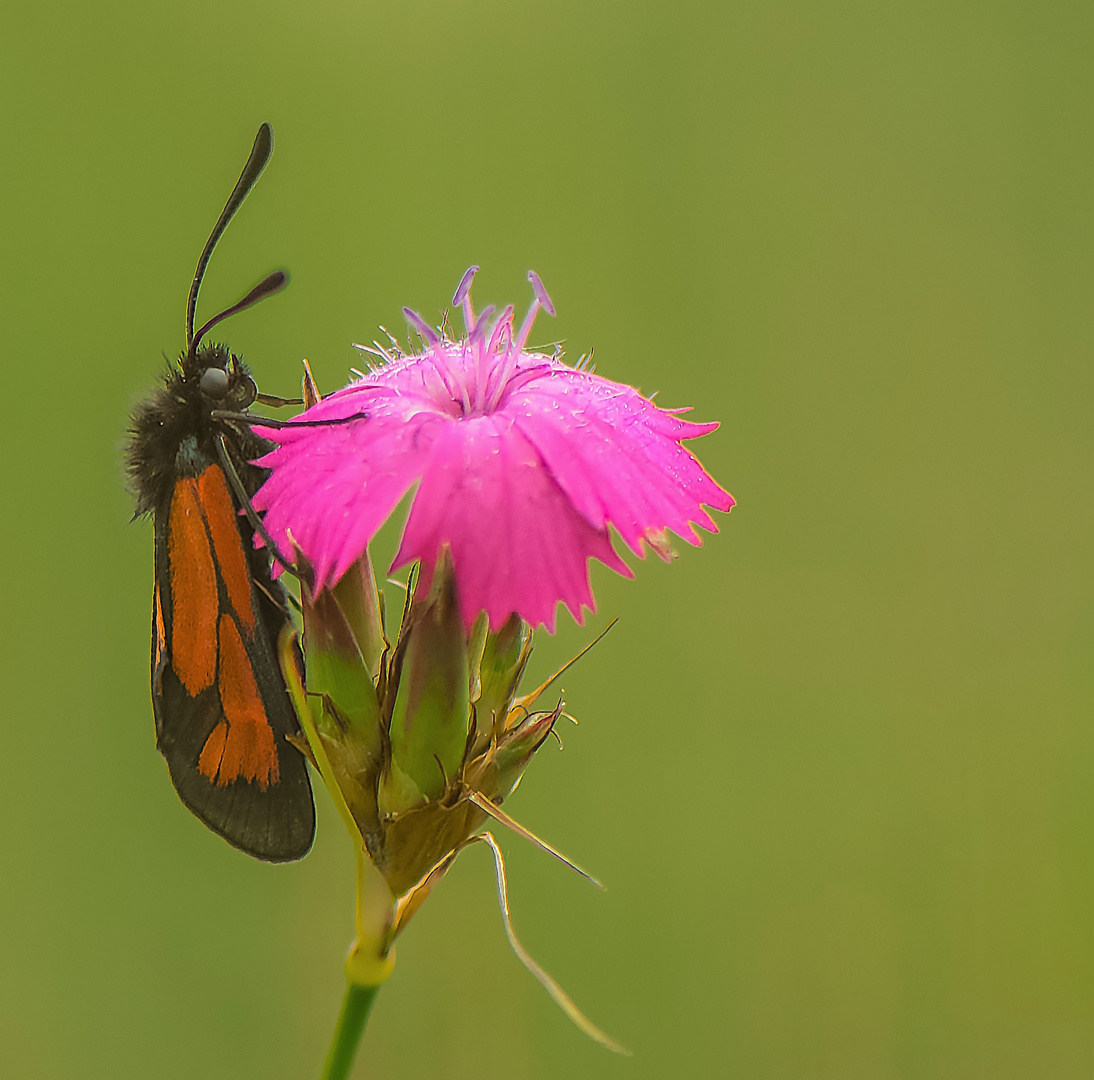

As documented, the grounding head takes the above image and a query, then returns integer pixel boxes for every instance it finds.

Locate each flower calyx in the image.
[289,547,563,902]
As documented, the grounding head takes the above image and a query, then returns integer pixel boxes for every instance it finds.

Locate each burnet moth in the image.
[126,124,315,861]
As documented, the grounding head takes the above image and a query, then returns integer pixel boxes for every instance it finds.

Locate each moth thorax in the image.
[175,435,208,477]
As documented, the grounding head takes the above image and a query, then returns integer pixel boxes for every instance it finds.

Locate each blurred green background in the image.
[2,1,1090,1077]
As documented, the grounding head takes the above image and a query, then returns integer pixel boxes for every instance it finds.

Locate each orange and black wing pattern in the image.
[151,458,314,861]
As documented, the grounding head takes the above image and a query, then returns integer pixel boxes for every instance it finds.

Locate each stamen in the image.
[428,353,464,411]
[529,270,556,316]
[486,305,515,356]
[483,307,524,411]
[392,313,461,405]
[468,304,496,346]
[514,270,556,353]
[402,307,439,347]
[454,342,473,414]
[469,303,496,412]
[452,265,479,335]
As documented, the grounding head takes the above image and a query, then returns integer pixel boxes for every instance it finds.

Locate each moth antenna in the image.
[192,270,288,350]
[186,122,275,354]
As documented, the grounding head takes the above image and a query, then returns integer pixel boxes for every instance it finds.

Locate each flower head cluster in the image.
[252,268,732,631]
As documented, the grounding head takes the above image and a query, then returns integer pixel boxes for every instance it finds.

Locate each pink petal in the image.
[253,386,443,588]
[507,364,734,556]
[394,414,631,631]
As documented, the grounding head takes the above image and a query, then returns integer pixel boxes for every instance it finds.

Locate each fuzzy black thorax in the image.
[126,343,269,518]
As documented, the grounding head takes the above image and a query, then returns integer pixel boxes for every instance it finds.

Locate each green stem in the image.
[320,981,380,1080]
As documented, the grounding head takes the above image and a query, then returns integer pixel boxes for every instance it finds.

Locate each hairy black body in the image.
[128,345,267,511]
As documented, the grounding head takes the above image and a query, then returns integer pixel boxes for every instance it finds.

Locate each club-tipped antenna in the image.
[192,270,288,350]
[185,122,275,354]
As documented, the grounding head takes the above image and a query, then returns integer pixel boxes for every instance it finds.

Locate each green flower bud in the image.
[301,555,384,841]
[378,556,470,816]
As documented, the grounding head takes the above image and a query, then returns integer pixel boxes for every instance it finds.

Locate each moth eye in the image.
[199,367,230,398]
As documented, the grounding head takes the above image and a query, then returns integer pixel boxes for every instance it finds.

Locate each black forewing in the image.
[152,450,315,862]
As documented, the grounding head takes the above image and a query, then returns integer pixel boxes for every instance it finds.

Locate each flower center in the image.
[404,268,557,419]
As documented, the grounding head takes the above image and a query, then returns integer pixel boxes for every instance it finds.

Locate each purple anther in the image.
[402,307,439,346]
[452,266,479,307]
[527,270,556,317]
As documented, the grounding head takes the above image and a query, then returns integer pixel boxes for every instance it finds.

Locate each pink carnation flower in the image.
[252,268,734,631]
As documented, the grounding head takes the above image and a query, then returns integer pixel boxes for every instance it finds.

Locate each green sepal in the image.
[490,706,560,800]
[276,626,365,846]
[474,614,531,740]
[303,588,382,754]
[466,611,489,712]
[379,557,470,814]
[302,583,384,839]
[331,550,385,680]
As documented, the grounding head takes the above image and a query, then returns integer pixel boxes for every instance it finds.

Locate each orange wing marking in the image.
[152,582,167,695]
[154,582,166,652]
[168,478,218,695]
[197,613,280,789]
[197,465,257,634]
